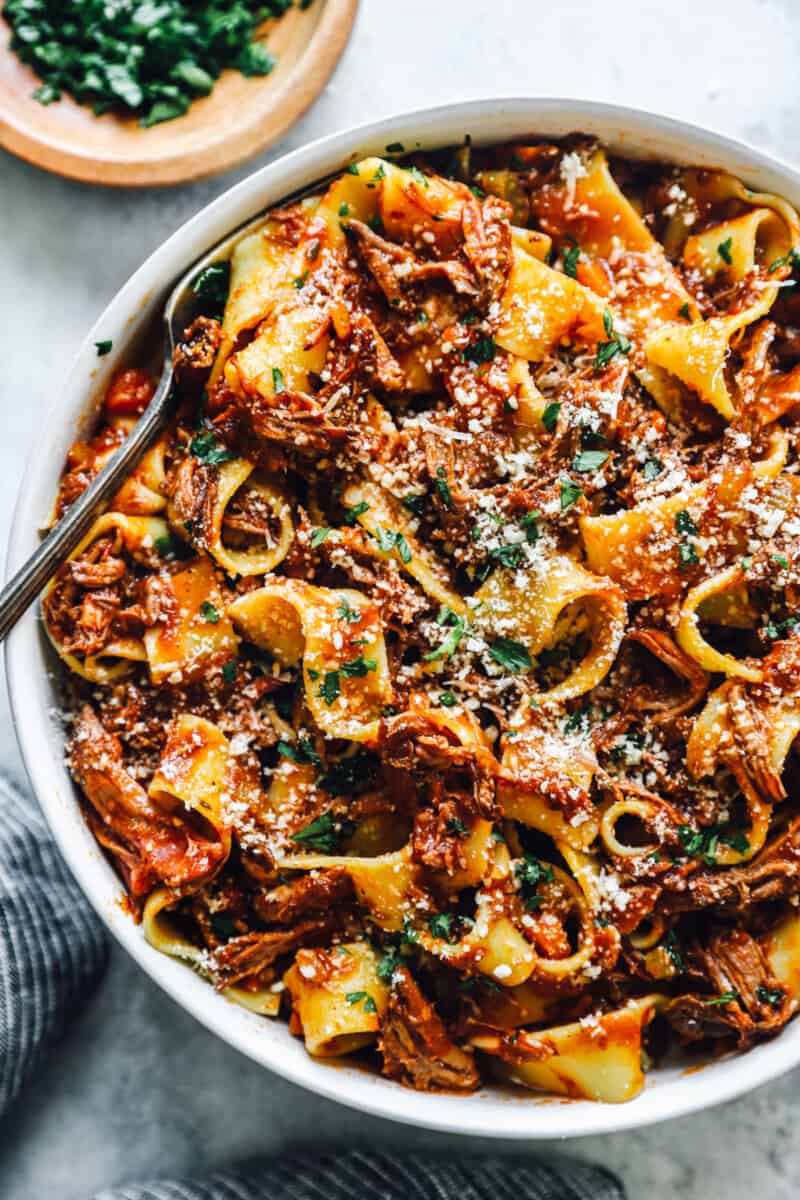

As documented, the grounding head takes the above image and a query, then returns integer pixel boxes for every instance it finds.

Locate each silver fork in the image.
[0,206,283,645]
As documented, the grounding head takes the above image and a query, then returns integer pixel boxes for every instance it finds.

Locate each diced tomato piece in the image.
[103,368,155,416]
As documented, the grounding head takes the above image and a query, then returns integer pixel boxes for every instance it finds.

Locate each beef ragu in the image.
[43,136,800,1103]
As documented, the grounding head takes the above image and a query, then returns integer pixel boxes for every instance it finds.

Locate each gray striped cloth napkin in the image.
[0,777,624,1200]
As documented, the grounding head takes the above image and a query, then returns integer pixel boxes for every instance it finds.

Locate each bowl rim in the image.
[8,96,800,1139]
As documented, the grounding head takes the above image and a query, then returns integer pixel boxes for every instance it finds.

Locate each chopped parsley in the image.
[462,335,496,367]
[428,913,455,940]
[447,817,468,837]
[717,237,733,265]
[562,242,581,279]
[488,637,532,674]
[772,553,789,570]
[192,261,231,317]
[438,691,458,707]
[385,141,404,153]
[541,401,561,433]
[340,654,377,678]
[675,508,700,569]
[563,705,591,736]
[402,493,427,517]
[756,985,785,1007]
[291,810,354,854]
[594,308,631,370]
[573,449,609,473]
[765,615,800,640]
[343,501,370,525]
[768,248,800,273]
[277,736,322,768]
[190,429,235,466]
[376,946,402,981]
[423,609,466,662]
[520,510,540,542]
[317,750,379,797]
[559,478,584,511]
[293,270,310,290]
[317,671,340,706]
[346,991,377,1013]
[5,0,291,127]
[345,161,360,175]
[678,302,692,321]
[271,366,286,395]
[199,600,220,624]
[678,823,750,865]
[705,990,739,1007]
[515,854,554,910]
[374,527,412,564]
[221,660,237,684]
[154,533,177,556]
[310,527,332,548]
[95,339,112,357]
[434,467,452,508]
[337,597,362,624]
[643,458,662,481]
[663,930,685,973]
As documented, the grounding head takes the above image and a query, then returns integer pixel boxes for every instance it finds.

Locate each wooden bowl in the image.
[0,0,358,186]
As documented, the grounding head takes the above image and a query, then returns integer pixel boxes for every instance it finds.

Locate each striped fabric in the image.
[87,1151,625,1200]
[0,776,108,1114]
[0,778,623,1199]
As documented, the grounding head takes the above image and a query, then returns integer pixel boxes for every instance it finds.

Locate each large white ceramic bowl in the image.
[8,98,800,1138]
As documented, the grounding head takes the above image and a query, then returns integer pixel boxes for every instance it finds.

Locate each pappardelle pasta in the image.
[46,136,800,1103]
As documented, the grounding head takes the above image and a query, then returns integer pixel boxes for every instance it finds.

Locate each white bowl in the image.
[8,98,800,1138]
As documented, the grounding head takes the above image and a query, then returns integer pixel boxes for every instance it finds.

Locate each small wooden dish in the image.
[0,0,358,187]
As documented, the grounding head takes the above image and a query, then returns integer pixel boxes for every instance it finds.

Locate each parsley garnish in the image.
[291,810,354,854]
[563,705,591,735]
[190,430,235,466]
[317,751,379,797]
[488,637,531,673]
[463,335,496,367]
[594,308,631,369]
[705,990,739,1007]
[675,510,698,536]
[520,510,540,542]
[663,930,684,973]
[768,248,800,272]
[154,534,177,556]
[376,947,402,981]
[221,660,237,684]
[293,270,310,290]
[434,467,452,508]
[562,243,580,279]
[773,553,789,570]
[374,527,412,563]
[559,478,583,510]
[541,401,561,433]
[438,691,458,707]
[385,141,404,153]
[199,601,220,624]
[345,990,377,1013]
[447,818,468,837]
[340,655,377,678]
[678,823,750,865]
[423,609,466,662]
[192,262,231,318]
[272,367,286,395]
[643,458,662,481]
[573,449,609,473]
[310,527,332,548]
[337,597,362,624]
[718,237,733,265]
[757,985,785,1007]
[765,615,800,640]
[343,501,370,525]
[515,854,554,910]
[675,509,700,570]
[678,302,692,321]
[428,913,455,940]
[95,339,112,357]
[317,671,340,706]
[402,493,427,517]
[277,736,322,768]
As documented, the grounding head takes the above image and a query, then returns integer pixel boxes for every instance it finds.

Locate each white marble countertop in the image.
[2,0,799,1195]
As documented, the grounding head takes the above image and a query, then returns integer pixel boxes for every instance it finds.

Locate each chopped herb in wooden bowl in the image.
[2,0,313,127]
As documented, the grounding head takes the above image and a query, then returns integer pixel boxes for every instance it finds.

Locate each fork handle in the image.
[0,368,175,645]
